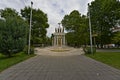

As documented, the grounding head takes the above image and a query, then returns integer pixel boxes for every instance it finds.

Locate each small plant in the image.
[23,46,34,54]
[83,46,96,54]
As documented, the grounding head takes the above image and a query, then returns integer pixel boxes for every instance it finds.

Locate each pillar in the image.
[61,38,62,47]
[54,35,56,46]
[56,35,58,46]
[52,37,53,46]
[63,35,65,45]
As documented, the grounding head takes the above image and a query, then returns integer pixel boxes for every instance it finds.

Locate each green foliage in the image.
[112,32,120,45]
[0,8,18,18]
[23,46,34,54]
[0,8,28,57]
[83,46,96,54]
[62,10,89,47]
[89,0,120,47]
[62,10,81,32]
[21,7,49,45]
[46,37,52,46]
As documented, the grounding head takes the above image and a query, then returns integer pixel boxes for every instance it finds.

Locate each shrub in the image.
[23,46,34,54]
[83,46,96,54]
[0,14,28,57]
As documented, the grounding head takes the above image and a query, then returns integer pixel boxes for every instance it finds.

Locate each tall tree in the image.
[62,10,89,47]
[89,0,120,47]
[0,8,28,57]
[21,7,49,45]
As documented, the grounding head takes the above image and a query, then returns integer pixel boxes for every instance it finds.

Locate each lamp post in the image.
[88,3,93,54]
[92,33,97,47]
[28,1,33,55]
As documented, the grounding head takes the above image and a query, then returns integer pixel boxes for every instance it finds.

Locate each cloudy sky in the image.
[0,0,93,36]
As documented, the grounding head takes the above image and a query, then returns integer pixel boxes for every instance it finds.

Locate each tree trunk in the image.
[8,52,11,58]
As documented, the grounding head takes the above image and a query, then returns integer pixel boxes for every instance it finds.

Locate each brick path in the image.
[0,47,120,80]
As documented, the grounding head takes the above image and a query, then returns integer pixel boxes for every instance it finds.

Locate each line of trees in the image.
[61,0,120,48]
[0,0,120,57]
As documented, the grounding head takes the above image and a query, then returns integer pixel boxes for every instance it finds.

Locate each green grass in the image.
[86,52,120,69]
[0,52,35,72]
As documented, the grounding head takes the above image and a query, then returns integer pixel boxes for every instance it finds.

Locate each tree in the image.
[61,10,89,47]
[112,32,120,47]
[0,8,18,18]
[21,7,49,45]
[0,8,28,57]
[89,0,120,47]
[46,36,52,46]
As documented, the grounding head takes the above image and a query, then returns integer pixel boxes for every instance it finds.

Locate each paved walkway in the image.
[0,47,120,80]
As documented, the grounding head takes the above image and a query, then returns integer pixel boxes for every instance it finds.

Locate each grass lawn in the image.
[86,52,120,70]
[0,52,35,72]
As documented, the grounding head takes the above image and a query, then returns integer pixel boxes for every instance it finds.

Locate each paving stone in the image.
[0,47,120,80]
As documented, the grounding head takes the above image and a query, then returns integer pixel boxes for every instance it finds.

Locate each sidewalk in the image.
[0,47,120,80]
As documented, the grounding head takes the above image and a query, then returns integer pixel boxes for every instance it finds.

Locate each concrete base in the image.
[35,46,84,56]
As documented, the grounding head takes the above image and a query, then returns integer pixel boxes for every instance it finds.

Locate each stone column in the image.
[61,38,62,47]
[54,35,56,46]
[53,35,55,46]
[56,35,58,46]
[57,36,59,46]
[63,35,65,45]
[52,37,53,46]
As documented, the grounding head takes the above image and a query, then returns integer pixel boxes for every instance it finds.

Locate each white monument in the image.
[52,23,65,47]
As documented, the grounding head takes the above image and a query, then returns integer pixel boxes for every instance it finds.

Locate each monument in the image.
[52,23,65,47]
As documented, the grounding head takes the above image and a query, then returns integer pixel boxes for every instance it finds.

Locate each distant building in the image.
[112,27,120,32]
[52,24,65,47]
